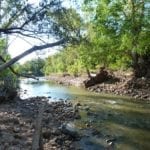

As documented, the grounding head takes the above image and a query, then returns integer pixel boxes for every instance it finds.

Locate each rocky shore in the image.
[47,73,150,101]
[88,76,150,101]
[46,74,86,87]
[0,97,81,150]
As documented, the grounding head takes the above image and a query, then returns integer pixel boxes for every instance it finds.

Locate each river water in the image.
[20,78,150,150]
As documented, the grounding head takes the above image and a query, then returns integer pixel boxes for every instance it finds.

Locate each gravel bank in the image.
[0,97,80,150]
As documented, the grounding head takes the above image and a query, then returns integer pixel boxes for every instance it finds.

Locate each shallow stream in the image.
[20,78,150,150]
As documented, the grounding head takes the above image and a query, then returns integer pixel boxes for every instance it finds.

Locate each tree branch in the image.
[0,55,38,79]
[0,39,66,72]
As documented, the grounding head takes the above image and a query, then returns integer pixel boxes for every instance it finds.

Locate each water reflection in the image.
[19,78,73,100]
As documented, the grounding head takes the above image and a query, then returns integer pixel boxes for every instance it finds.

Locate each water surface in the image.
[20,78,150,150]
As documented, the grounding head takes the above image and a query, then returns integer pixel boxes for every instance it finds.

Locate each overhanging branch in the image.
[0,39,66,72]
[0,55,38,79]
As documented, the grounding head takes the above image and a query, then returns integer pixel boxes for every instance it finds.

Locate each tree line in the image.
[0,0,149,79]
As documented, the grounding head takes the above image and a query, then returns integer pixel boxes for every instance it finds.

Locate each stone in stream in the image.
[75,102,82,106]
[84,106,90,111]
[74,114,81,119]
[13,127,20,133]
[60,123,80,139]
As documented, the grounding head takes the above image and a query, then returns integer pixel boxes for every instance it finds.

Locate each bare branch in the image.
[0,39,66,72]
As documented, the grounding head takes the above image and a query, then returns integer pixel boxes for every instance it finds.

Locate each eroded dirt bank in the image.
[0,97,80,150]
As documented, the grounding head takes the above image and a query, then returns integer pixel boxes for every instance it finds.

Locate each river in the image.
[20,78,150,150]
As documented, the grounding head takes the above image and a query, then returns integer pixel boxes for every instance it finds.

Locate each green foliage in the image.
[0,38,11,78]
[1,0,149,77]
[44,46,84,76]
[81,0,149,71]
[49,8,83,40]
[18,58,45,76]
[0,38,19,91]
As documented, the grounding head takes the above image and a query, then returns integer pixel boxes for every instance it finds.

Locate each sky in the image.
[8,0,48,63]
[7,0,82,63]
[7,0,67,64]
[8,35,59,64]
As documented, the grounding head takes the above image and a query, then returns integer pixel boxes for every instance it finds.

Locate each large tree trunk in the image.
[132,53,150,78]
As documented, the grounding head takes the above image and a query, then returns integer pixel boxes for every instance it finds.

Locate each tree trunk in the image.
[132,53,150,78]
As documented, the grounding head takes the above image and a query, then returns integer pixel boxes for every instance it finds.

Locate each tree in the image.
[83,0,150,77]
[0,38,19,99]
[0,0,82,72]
[18,58,45,76]
[44,45,84,76]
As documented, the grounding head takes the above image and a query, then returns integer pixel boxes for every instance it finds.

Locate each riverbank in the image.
[47,73,150,101]
[46,74,86,87]
[0,97,80,150]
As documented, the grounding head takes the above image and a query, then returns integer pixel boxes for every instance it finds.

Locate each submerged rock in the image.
[60,123,80,139]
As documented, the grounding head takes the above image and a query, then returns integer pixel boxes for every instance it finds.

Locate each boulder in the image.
[60,123,79,139]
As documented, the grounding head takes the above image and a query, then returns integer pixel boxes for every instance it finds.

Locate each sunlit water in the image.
[19,78,150,150]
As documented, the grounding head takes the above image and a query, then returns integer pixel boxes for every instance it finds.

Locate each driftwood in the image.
[32,103,45,150]
[84,67,110,88]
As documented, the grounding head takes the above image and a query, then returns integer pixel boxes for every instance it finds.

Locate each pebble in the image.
[13,127,20,133]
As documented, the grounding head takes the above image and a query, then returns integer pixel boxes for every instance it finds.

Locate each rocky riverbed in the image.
[0,97,81,150]
[47,73,150,101]
[46,74,86,87]
[87,75,150,101]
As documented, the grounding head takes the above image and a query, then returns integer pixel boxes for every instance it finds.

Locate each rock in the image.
[13,127,20,133]
[76,102,81,106]
[84,106,90,111]
[16,113,21,117]
[11,118,20,125]
[14,134,22,139]
[85,123,90,127]
[42,130,51,139]
[107,141,113,146]
[74,114,81,119]
[51,128,61,136]
[60,123,79,139]
[106,138,116,144]
[49,138,57,146]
